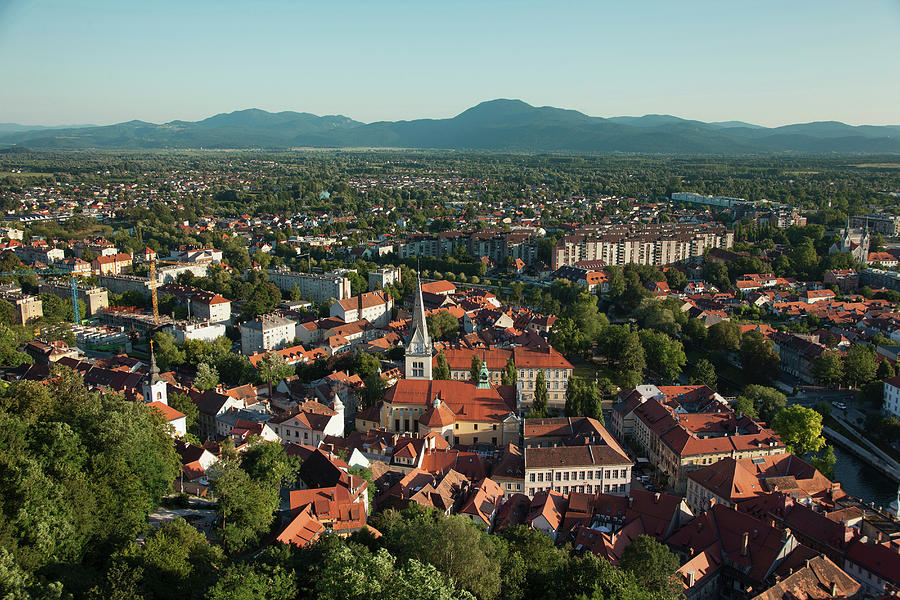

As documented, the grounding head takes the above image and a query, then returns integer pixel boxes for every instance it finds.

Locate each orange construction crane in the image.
[147,258,208,325]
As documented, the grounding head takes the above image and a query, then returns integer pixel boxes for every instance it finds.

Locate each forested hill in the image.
[2,100,899,153]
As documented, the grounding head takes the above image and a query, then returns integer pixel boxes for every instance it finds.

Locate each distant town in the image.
[1,151,899,600]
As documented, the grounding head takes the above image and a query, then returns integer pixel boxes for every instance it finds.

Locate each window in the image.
[530,473,536,482]
[412,361,424,378]
[492,424,497,430]
[555,472,561,481]
[473,424,478,430]
[455,423,459,429]
[587,471,593,480]
[596,470,602,479]
[579,471,585,480]
[473,437,478,444]
[537,473,543,482]
[563,472,570,481]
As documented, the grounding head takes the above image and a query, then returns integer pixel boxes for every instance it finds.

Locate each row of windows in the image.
[527,483,627,495]
[276,426,311,441]
[528,468,627,482]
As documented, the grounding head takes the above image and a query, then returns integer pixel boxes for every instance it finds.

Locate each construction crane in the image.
[0,269,83,323]
[148,260,160,325]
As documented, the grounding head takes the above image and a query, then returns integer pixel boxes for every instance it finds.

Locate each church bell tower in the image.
[405,275,433,380]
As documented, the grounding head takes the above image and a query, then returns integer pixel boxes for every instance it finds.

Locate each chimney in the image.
[741,531,749,556]
[686,571,695,587]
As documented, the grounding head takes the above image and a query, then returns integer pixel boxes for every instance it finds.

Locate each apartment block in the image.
[551,223,733,269]
[268,270,351,303]
[240,313,297,355]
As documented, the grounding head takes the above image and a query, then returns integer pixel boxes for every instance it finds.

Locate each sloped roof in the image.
[384,379,515,423]
[276,505,325,548]
[750,554,859,600]
[147,400,185,422]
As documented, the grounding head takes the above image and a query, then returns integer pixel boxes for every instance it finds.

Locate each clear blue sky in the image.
[1,0,898,127]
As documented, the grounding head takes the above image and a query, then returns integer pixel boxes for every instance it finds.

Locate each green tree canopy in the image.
[638,329,686,381]
[208,457,280,554]
[619,534,682,597]
[564,376,603,422]
[772,405,826,457]
[469,354,482,383]
[193,362,219,391]
[434,351,451,381]
[736,384,786,423]
[427,310,460,341]
[501,357,517,387]
[812,350,844,387]
[707,320,742,352]
[689,358,717,390]
[844,344,876,388]
[740,330,780,383]
[530,370,549,418]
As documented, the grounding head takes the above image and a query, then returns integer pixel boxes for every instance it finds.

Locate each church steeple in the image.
[143,341,167,404]
[409,272,431,349]
[405,273,433,380]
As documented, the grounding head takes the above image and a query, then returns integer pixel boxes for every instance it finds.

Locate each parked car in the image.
[831,401,847,410]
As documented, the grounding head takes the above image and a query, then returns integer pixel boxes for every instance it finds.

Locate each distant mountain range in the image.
[2,99,899,153]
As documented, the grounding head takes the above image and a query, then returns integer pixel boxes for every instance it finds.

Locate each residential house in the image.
[269,399,345,446]
[665,504,799,599]
[525,490,567,540]
[750,554,860,600]
[329,290,393,328]
[92,252,133,276]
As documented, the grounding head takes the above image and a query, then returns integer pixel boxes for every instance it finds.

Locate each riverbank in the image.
[824,425,900,483]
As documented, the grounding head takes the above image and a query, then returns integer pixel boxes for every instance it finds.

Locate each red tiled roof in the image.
[276,505,325,547]
[384,379,515,423]
[148,400,185,422]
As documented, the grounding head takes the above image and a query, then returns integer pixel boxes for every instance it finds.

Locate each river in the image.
[831,444,898,508]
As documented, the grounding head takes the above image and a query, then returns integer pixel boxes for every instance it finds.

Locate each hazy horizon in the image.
[3,100,899,131]
[2,0,899,128]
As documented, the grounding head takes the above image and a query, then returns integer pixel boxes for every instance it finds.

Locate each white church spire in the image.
[405,273,433,380]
